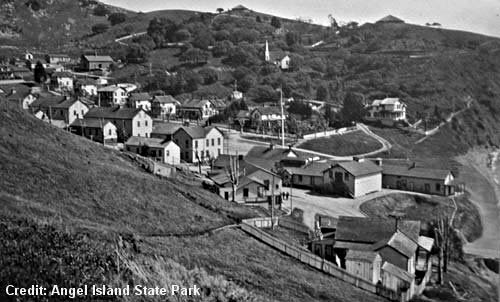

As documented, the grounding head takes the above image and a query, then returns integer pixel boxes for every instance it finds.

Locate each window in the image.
[218,148,221,155]
[145,120,148,126]
[195,141,198,149]
[81,110,84,116]
[73,110,77,116]
[185,140,189,148]
[206,139,209,146]
[344,173,349,181]
[108,129,112,135]
[257,187,264,197]
[206,150,209,157]
[218,138,221,145]
[166,150,170,156]
[298,175,303,182]
[329,170,333,178]
[264,180,270,190]
[276,184,279,190]
[137,121,140,127]
[243,188,249,197]
[436,183,441,191]
[211,138,214,146]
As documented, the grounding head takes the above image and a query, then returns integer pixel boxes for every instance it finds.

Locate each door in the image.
[224,192,229,200]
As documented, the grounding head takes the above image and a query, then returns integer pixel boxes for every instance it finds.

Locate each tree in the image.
[285,31,300,46]
[93,4,109,16]
[271,16,281,28]
[174,29,191,41]
[198,68,218,85]
[288,101,312,119]
[256,16,262,23]
[216,8,224,14]
[192,29,214,50]
[316,84,329,102]
[179,48,209,64]
[91,23,109,35]
[125,45,148,63]
[108,12,127,25]
[34,61,47,84]
[340,92,366,123]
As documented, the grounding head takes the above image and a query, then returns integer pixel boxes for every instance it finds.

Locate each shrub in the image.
[108,12,127,26]
[91,23,109,35]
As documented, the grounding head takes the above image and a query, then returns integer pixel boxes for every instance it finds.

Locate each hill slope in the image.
[0,101,388,302]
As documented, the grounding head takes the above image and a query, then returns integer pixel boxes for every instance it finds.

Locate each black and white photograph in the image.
[0,0,499,301]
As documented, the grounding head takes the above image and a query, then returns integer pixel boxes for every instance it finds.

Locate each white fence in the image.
[302,125,359,140]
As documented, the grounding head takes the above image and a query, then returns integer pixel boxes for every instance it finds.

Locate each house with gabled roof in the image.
[0,84,37,109]
[30,94,89,127]
[209,155,282,204]
[70,118,117,144]
[178,99,219,120]
[151,95,180,118]
[50,71,74,92]
[323,158,383,198]
[84,106,152,141]
[172,126,224,163]
[382,162,458,196]
[97,85,128,107]
[285,161,331,189]
[365,97,407,125]
[128,92,153,111]
[80,55,114,71]
[125,136,180,165]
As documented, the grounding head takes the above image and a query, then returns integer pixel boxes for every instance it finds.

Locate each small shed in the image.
[346,250,382,284]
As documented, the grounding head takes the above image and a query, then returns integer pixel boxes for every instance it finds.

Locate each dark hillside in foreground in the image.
[0,101,388,301]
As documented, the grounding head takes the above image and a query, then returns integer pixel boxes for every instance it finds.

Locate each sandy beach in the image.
[456,148,500,259]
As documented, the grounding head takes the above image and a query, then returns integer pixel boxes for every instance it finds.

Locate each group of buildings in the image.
[206,142,461,205]
[311,215,434,300]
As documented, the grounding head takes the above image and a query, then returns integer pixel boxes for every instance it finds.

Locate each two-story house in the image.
[97,85,128,107]
[50,71,74,92]
[84,107,152,141]
[151,95,180,118]
[80,55,114,71]
[365,98,407,126]
[250,106,287,129]
[178,99,218,120]
[172,126,224,163]
[30,95,89,127]
[128,92,153,111]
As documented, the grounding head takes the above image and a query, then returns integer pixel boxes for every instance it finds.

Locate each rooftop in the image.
[153,95,179,104]
[382,262,413,283]
[346,250,380,263]
[85,107,143,120]
[335,216,421,244]
[82,55,114,62]
[383,164,453,181]
[70,118,113,128]
[130,92,152,102]
[152,123,182,135]
[371,98,404,106]
[372,231,418,259]
[125,136,173,148]
[335,160,383,177]
[174,126,223,139]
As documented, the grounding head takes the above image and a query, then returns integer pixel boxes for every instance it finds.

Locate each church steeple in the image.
[265,40,270,62]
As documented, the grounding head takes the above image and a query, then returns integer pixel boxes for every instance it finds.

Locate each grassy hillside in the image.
[0,101,389,302]
[298,130,382,156]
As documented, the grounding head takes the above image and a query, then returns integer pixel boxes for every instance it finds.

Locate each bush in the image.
[108,12,127,26]
[93,4,109,16]
[91,23,109,35]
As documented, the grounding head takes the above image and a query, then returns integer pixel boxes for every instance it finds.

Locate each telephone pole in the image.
[280,86,285,148]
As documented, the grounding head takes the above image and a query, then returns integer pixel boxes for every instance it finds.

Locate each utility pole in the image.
[280,86,285,148]
[271,174,275,229]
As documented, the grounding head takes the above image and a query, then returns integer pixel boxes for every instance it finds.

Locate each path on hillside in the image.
[115,31,147,45]
[415,98,474,145]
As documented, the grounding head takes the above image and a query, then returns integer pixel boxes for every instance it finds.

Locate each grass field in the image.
[297,130,382,156]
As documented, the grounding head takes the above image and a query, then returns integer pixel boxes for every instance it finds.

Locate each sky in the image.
[102,0,500,37]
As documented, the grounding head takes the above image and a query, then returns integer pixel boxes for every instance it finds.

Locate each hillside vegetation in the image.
[0,101,388,302]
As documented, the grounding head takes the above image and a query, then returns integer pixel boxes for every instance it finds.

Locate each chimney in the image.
[269,143,274,150]
[9,88,16,96]
[409,162,417,169]
[353,156,364,163]
[374,158,383,166]
[288,144,293,151]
